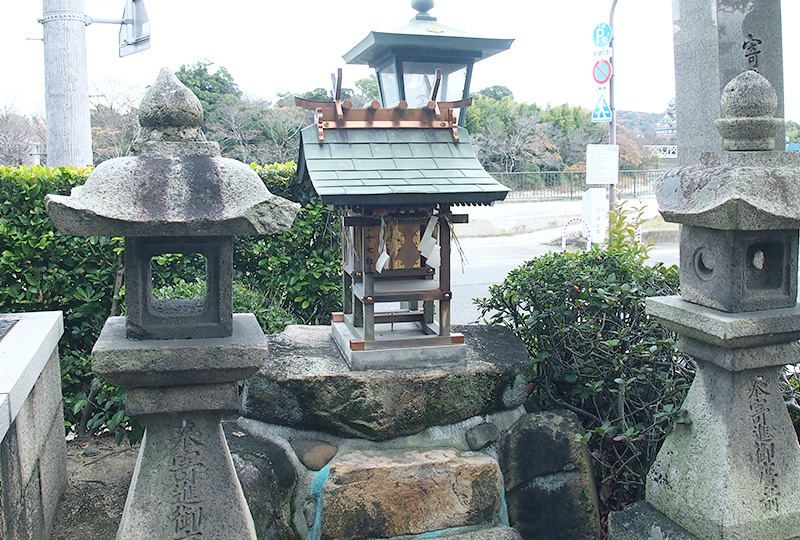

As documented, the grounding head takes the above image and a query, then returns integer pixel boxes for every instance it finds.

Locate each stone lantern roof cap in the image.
[45,68,299,237]
[656,70,800,231]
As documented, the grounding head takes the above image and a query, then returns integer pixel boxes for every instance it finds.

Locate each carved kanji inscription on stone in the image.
[172,421,207,538]
[749,376,780,512]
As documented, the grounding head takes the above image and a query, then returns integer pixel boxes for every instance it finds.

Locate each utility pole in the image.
[41,0,93,167]
[608,0,618,214]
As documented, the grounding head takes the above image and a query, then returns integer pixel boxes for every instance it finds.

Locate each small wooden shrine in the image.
[297,71,509,369]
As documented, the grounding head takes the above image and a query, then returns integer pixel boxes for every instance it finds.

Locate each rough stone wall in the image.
[0,351,67,540]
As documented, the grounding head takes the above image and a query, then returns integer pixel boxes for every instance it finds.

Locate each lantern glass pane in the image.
[402,62,467,107]
[378,62,401,108]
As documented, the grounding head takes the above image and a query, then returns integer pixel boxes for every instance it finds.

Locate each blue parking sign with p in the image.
[593,23,612,48]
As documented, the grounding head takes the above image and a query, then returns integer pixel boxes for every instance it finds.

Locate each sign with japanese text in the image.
[586,144,619,184]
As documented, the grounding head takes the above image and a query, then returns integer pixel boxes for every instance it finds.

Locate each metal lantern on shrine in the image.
[343,0,513,122]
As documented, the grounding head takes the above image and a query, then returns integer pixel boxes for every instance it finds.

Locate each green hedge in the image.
[0,162,341,443]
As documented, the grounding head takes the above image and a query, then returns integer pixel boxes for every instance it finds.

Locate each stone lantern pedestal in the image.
[93,315,268,538]
[642,298,800,539]
[609,71,800,540]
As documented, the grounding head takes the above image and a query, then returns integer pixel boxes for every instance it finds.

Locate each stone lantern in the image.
[609,71,800,540]
[343,0,513,122]
[45,68,298,539]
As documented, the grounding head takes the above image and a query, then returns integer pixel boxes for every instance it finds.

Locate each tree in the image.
[478,85,513,101]
[90,105,138,164]
[353,75,380,107]
[175,61,242,119]
[0,108,44,166]
[465,93,561,172]
[786,120,800,144]
[541,104,606,168]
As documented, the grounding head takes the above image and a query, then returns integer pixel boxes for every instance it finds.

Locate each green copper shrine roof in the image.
[297,125,509,207]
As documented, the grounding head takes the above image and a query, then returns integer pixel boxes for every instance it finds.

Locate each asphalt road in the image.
[450,228,680,325]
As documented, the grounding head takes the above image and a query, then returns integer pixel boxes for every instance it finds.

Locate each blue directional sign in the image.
[592,95,613,123]
[593,23,612,48]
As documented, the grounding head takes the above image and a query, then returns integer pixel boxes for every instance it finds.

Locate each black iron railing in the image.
[493,170,665,201]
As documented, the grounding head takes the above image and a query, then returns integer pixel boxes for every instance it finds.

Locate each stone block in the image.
[499,411,601,540]
[124,235,233,339]
[321,448,502,539]
[242,324,532,441]
[608,501,697,540]
[114,412,257,540]
[39,405,67,535]
[1,426,26,540]
[224,422,297,540]
[92,314,267,388]
[126,382,239,416]
[290,439,338,471]
[679,226,797,312]
[465,422,501,451]
[22,461,44,540]
[0,311,63,435]
[13,351,62,488]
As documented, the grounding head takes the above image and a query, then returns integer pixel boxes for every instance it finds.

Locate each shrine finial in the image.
[412,0,436,21]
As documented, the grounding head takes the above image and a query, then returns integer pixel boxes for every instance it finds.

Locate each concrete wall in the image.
[0,311,65,540]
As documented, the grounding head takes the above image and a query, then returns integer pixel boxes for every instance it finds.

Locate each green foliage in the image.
[0,166,134,441]
[153,278,295,337]
[476,206,694,513]
[0,161,340,445]
[786,120,800,144]
[354,75,380,104]
[241,162,342,324]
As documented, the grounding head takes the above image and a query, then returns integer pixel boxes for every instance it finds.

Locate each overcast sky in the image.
[2,1,799,120]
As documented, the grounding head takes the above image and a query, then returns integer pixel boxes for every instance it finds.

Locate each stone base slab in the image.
[647,296,800,350]
[241,324,532,441]
[331,319,466,370]
[92,313,268,387]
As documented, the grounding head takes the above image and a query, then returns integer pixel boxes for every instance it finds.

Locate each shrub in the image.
[476,205,694,516]
[0,162,341,444]
[239,162,342,324]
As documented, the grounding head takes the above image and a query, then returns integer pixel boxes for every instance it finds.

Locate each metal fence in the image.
[493,170,665,201]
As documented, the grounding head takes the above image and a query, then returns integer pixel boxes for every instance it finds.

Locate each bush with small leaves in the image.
[477,204,694,518]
